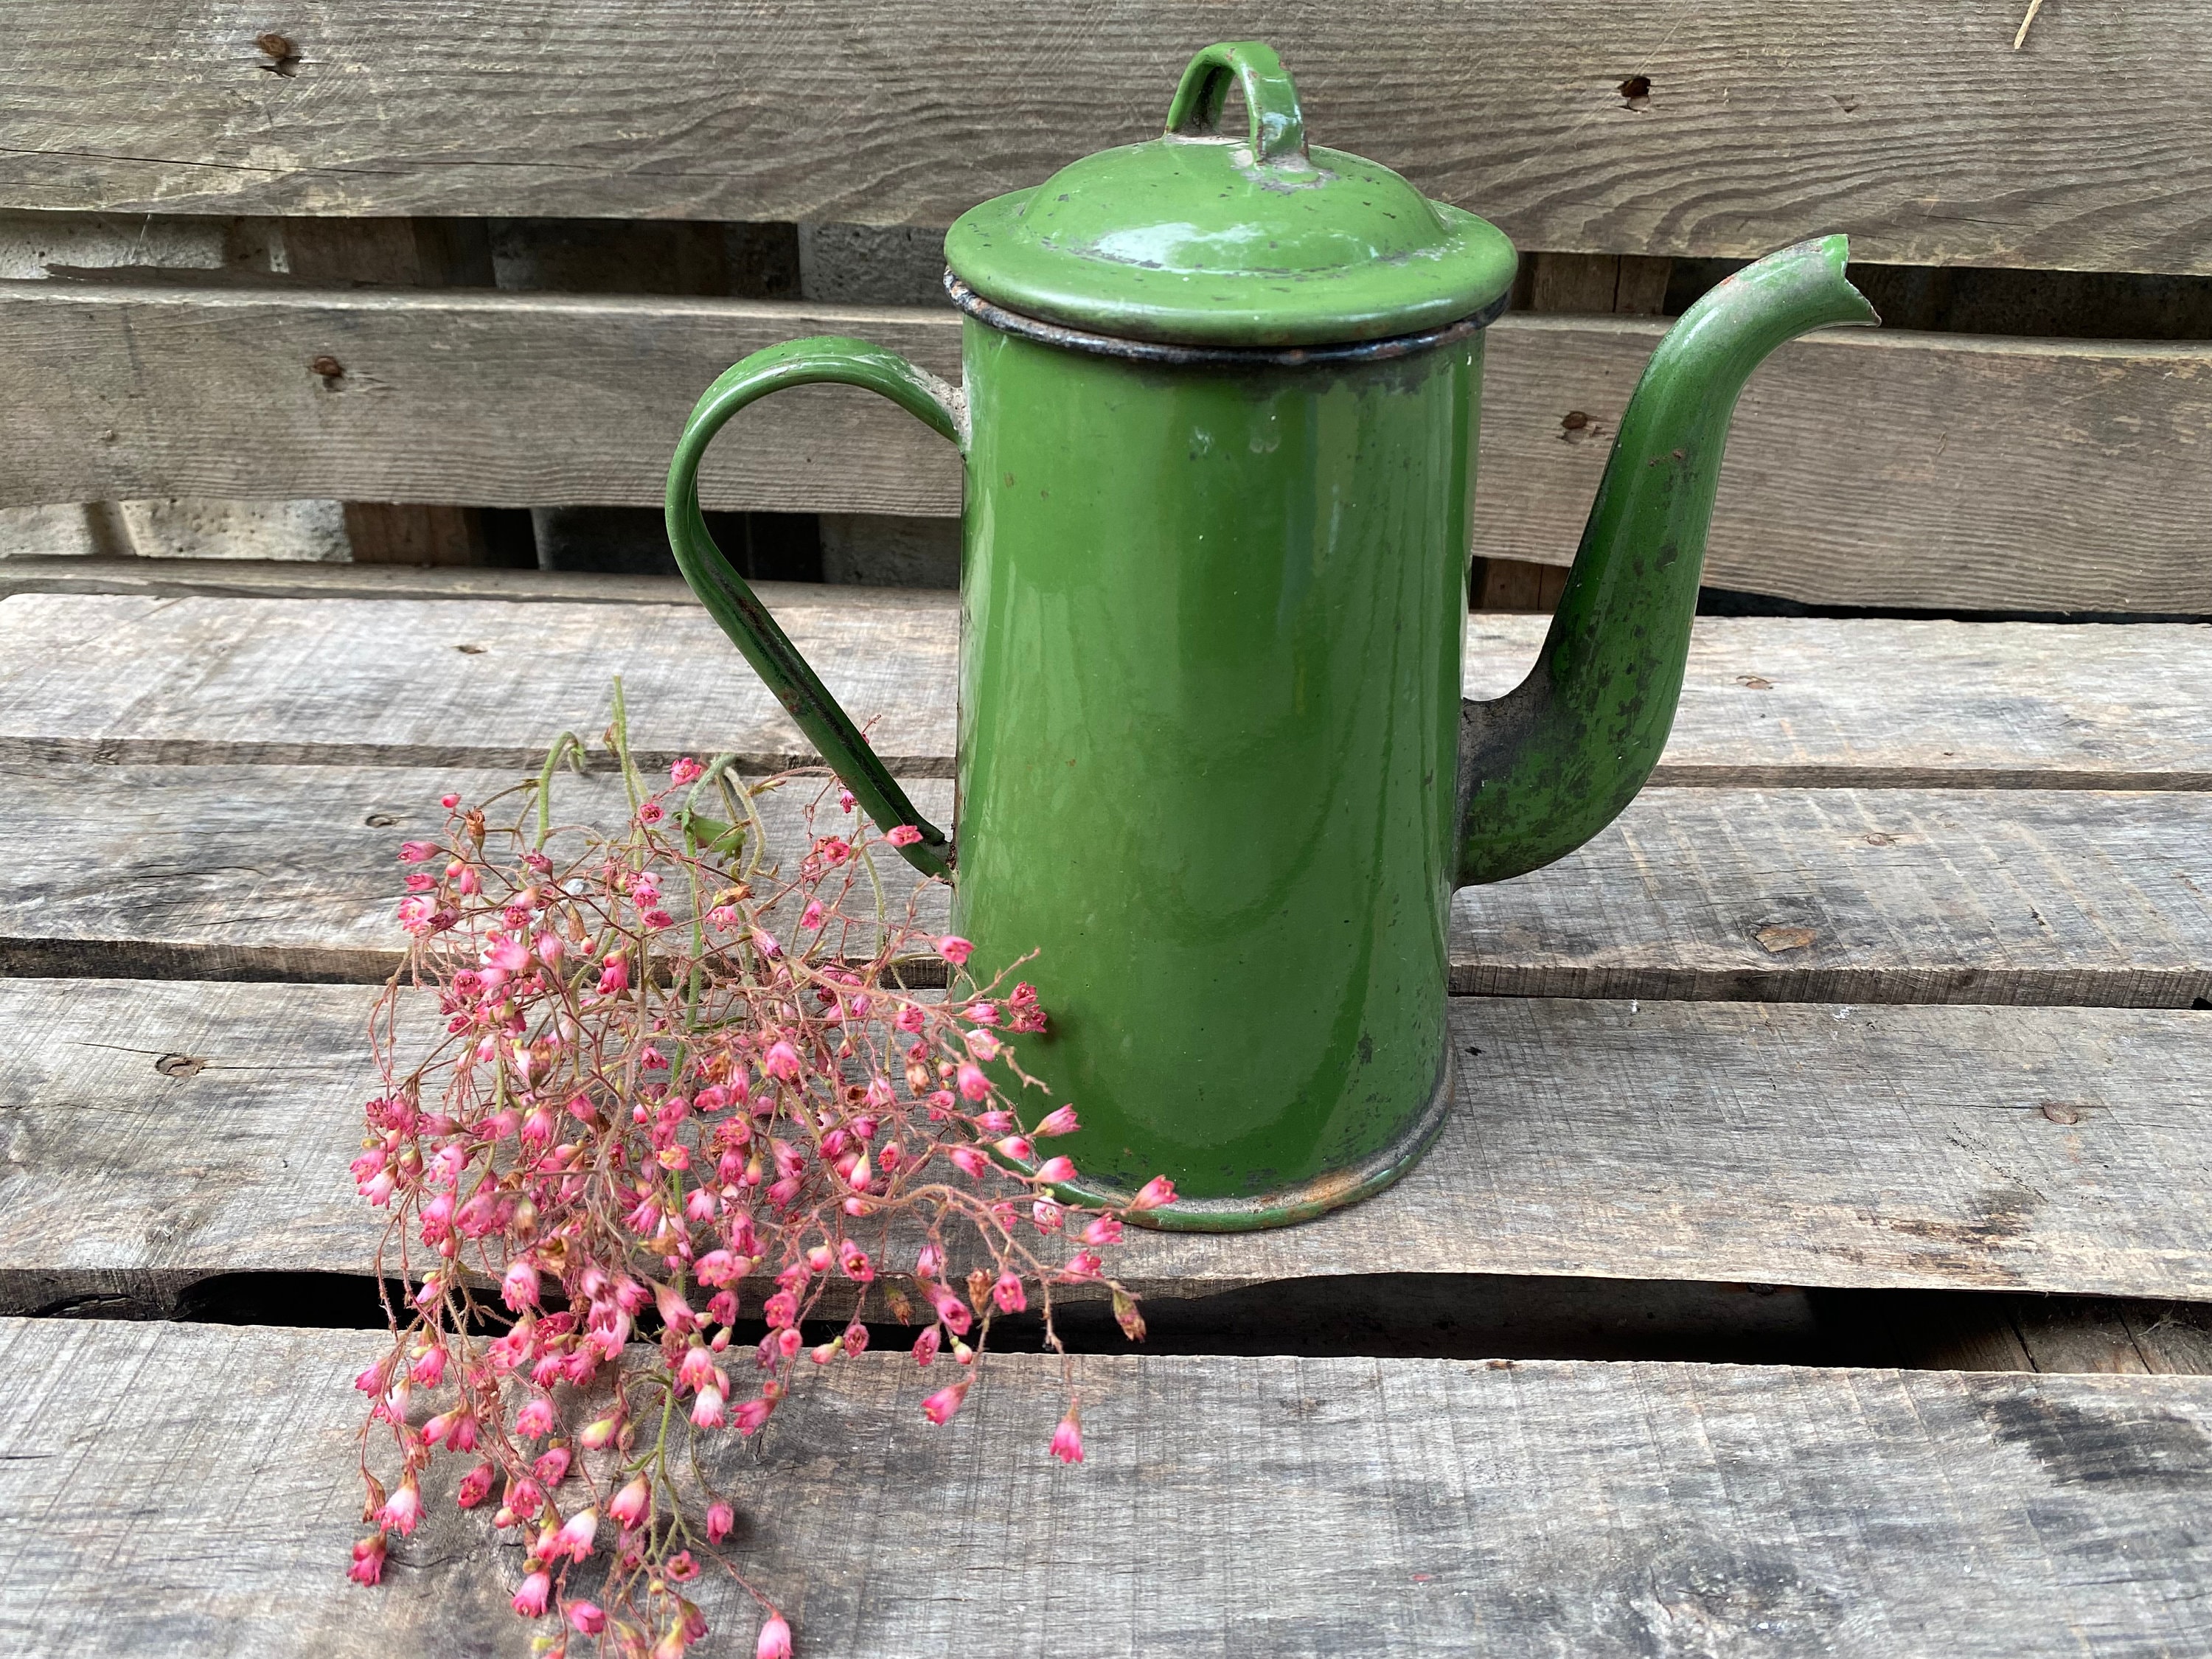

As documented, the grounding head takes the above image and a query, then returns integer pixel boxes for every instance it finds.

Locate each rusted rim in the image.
[944,273,1503,366]
[1038,1045,1457,1234]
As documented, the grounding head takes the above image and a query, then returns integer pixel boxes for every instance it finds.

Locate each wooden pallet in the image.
[5,5,2212,1652]
[1,571,2209,1652]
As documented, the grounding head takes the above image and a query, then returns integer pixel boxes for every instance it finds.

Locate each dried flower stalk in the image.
[351,689,1164,1655]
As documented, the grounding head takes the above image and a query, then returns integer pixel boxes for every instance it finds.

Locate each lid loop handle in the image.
[1165,41,1308,164]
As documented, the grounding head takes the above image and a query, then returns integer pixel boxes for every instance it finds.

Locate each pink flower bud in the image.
[654,1281,697,1333]
[912,1326,941,1366]
[764,1040,801,1082]
[800,898,825,929]
[1062,1249,1104,1281]
[568,1601,608,1636]
[1035,1155,1077,1183]
[1130,1175,1178,1211]
[995,1134,1034,1162]
[958,1063,992,1102]
[734,1396,775,1436]
[512,1571,552,1618]
[692,1385,727,1427]
[1051,1408,1085,1464]
[752,929,784,960]
[398,841,435,863]
[949,1145,990,1179]
[348,1531,387,1586]
[936,934,974,967]
[535,931,564,966]
[680,1343,719,1394]
[1082,1214,1124,1247]
[1036,1104,1081,1137]
[922,1381,970,1425]
[501,1259,540,1312]
[580,1414,620,1451]
[553,1507,598,1561]
[931,1290,973,1338]
[707,1501,735,1545]
[597,956,630,995]
[378,1476,423,1536]
[456,1460,498,1509]
[607,1475,651,1529]
[757,1613,793,1659]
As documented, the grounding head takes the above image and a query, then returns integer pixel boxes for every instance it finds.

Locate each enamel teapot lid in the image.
[944,41,1517,349]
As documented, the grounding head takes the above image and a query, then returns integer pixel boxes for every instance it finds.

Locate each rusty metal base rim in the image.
[1046,1046,1457,1234]
[945,273,1506,367]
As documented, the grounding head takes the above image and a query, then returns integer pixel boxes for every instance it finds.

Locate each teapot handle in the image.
[664,336,963,878]
[1164,41,1309,164]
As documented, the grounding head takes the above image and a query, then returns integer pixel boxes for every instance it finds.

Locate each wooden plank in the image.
[0,284,966,518]
[6,1318,2212,1658]
[4,2,2210,274]
[8,978,2212,1307]
[0,763,946,984]
[7,285,2212,612]
[4,760,2208,1004]
[4,591,2209,788]
[1452,787,2212,1007]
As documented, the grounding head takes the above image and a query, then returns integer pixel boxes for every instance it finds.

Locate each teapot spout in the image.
[1457,235,1877,886]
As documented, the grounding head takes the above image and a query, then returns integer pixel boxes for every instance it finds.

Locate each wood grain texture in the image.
[7,978,2212,1307]
[1451,787,2212,1007]
[0,763,947,983]
[4,2,2210,274]
[8,284,2212,611]
[4,759,2207,1003]
[6,1320,2212,1659]
[4,591,2208,787]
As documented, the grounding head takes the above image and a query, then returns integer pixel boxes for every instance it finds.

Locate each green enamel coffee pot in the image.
[667,42,1877,1231]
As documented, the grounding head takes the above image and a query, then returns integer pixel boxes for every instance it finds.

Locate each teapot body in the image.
[951,316,1479,1222]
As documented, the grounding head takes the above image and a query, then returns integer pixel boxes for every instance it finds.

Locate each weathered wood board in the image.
[4,1,2208,276]
[1453,787,2212,1007]
[4,591,2208,787]
[0,762,942,983]
[8,978,2211,1309]
[6,762,2208,1004]
[9,284,2212,611]
[4,1316,2211,1658]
